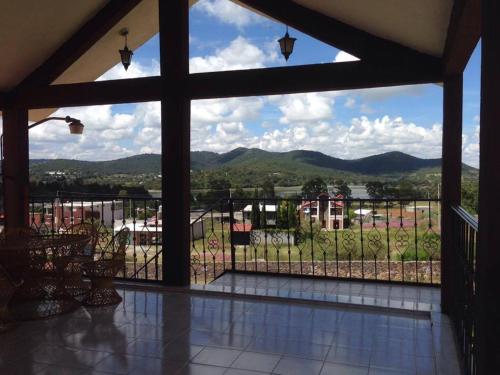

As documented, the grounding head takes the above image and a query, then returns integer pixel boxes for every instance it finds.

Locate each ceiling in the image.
[0,0,455,120]
[291,0,454,57]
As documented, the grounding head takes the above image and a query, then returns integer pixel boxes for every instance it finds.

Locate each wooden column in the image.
[476,0,500,371]
[440,74,463,314]
[159,0,191,286]
[2,108,29,232]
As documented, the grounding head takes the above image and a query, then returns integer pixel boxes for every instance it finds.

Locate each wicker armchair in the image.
[82,228,130,306]
[0,265,22,332]
[61,223,99,296]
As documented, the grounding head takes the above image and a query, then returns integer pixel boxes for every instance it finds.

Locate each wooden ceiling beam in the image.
[189,61,442,99]
[12,76,161,109]
[13,0,142,93]
[443,0,481,75]
[237,0,441,67]
[12,61,442,109]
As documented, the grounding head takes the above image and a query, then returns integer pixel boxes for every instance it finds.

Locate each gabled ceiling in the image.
[0,0,108,91]
[0,0,459,121]
[291,0,454,57]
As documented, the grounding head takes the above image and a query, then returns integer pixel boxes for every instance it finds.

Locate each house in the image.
[114,218,205,246]
[299,193,344,230]
[242,204,277,227]
[32,200,123,229]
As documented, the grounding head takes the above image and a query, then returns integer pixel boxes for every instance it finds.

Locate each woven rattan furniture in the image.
[0,265,22,332]
[0,234,91,320]
[82,228,130,306]
[60,223,99,296]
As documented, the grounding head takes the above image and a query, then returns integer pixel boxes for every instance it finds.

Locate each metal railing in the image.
[28,196,441,285]
[451,205,478,375]
[227,198,441,285]
[29,195,163,281]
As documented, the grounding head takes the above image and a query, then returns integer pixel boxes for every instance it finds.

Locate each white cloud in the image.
[97,60,160,81]
[462,124,479,168]
[268,92,339,125]
[344,97,356,109]
[29,105,137,160]
[194,0,262,29]
[190,36,276,73]
[249,115,443,160]
[334,51,360,63]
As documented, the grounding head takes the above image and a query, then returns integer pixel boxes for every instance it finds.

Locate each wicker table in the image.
[0,234,91,320]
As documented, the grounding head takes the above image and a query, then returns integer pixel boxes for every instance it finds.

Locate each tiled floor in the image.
[194,273,442,313]
[0,286,460,374]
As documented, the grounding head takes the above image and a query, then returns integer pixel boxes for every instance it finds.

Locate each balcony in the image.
[0,195,465,374]
[1,271,461,375]
[1,0,497,373]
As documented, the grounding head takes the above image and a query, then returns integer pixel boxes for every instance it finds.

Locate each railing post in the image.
[441,74,463,314]
[229,199,236,271]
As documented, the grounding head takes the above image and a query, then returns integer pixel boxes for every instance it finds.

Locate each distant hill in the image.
[28,148,477,185]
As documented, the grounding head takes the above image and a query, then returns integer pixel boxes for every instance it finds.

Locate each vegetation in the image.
[27,148,478,192]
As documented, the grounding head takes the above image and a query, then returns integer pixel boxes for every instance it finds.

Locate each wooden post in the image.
[159,0,191,286]
[2,108,29,232]
[476,0,500,371]
[440,74,463,314]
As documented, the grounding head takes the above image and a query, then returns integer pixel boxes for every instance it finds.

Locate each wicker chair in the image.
[0,265,22,332]
[81,228,130,306]
[0,227,39,239]
[61,223,99,296]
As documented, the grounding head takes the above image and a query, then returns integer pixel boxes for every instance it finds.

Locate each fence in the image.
[28,196,441,285]
[227,198,441,284]
[29,195,163,281]
[451,205,478,375]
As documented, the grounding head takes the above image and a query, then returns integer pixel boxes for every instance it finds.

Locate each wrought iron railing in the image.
[451,205,478,375]
[227,198,441,284]
[29,195,163,281]
[28,196,441,285]
[190,201,230,284]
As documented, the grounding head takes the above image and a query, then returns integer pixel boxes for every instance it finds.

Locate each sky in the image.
[23,0,481,167]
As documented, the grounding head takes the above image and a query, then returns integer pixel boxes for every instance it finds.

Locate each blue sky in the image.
[27,0,480,167]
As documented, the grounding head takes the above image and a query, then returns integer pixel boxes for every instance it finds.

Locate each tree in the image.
[277,201,298,229]
[261,178,275,199]
[301,177,327,199]
[365,181,385,199]
[251,200,261,229]
[461,180,479,215]
[333,179,352,198]
[397,180,418,199]
[204,177,231,205]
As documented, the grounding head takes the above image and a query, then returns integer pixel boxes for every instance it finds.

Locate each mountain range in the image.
[28,148,478,185]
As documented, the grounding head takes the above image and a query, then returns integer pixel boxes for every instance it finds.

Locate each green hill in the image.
[28,148,478,188]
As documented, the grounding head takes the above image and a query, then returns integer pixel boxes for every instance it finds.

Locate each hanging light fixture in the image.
[119,28,133,71]
[278,25,296,61]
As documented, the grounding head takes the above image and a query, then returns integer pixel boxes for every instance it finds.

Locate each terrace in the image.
[0,1,497,374]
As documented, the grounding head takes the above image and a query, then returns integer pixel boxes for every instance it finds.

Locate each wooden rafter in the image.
[237,0,441,67]
[443,0,481,75]
[12,61,442,109]
[189,61,442,99]
[13,0,142,93]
